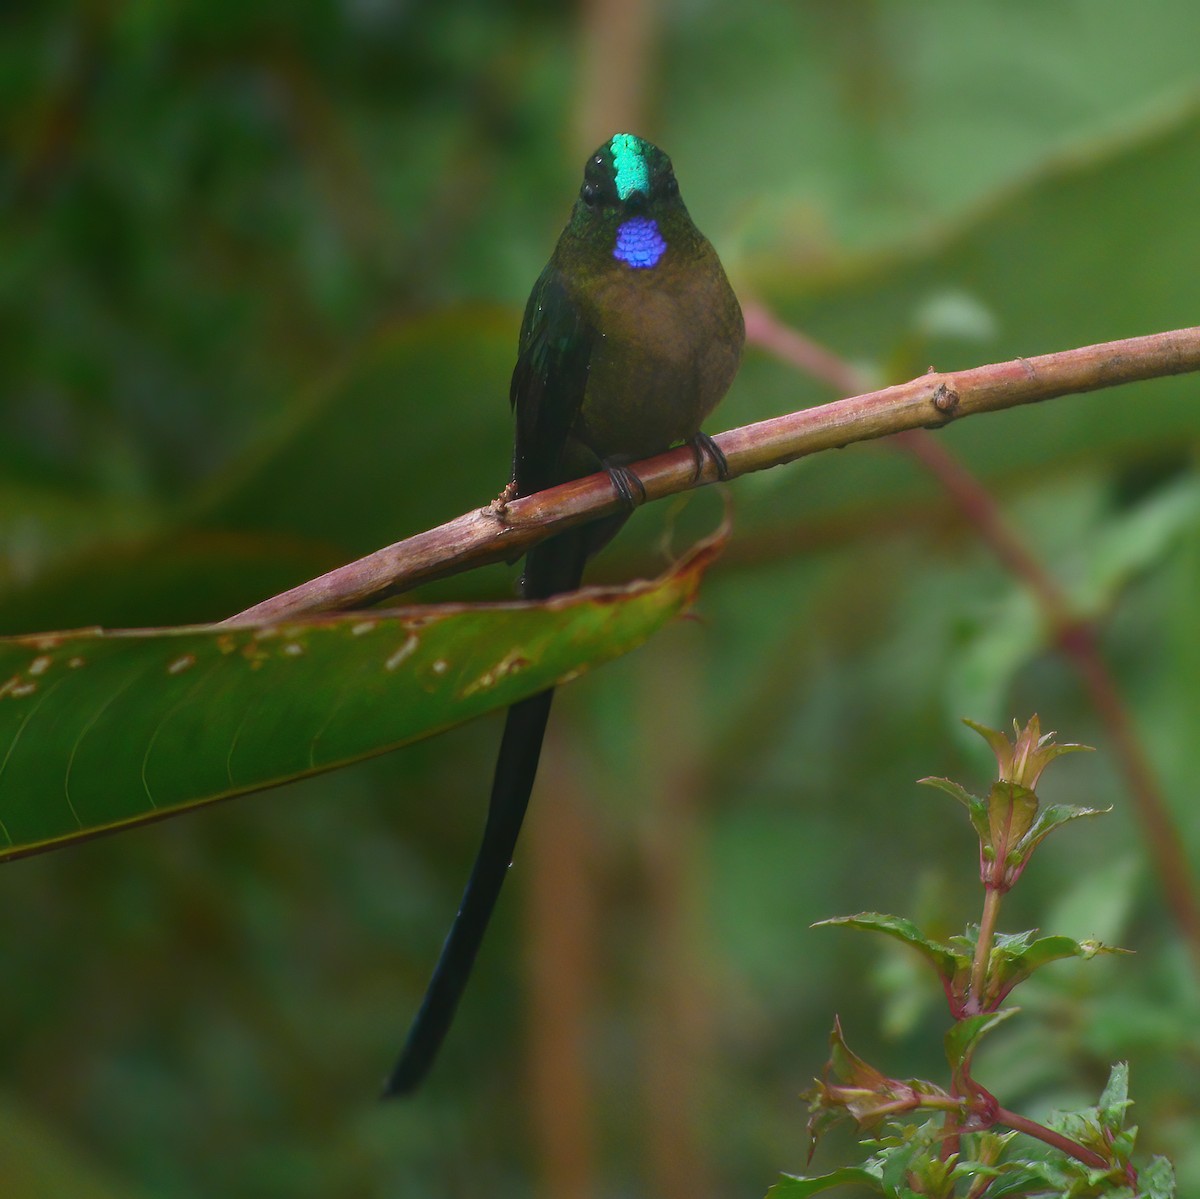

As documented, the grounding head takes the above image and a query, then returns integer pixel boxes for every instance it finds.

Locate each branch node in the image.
[932,381,960,415]
[485,481,518,523]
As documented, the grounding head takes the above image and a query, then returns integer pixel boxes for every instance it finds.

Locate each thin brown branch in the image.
[742,303,868,395]
[894,431,1073,623]
[745,304,1200,970]
[907,435,1200,963]
[225,323,1200,625]
[1062,626,1200,953]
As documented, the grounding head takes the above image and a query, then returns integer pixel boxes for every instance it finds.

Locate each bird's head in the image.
[567,134,689,269]
[579,133,680,214]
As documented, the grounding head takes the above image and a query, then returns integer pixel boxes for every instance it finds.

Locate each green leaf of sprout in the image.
[767,1167,885,1197]
[985,780,1039,860]
[918,775,984,812]
[993,930,1127,985]
[1021,801,1110,857]
[1141,1155,1178,1199]
[963,715,1093,791]
[815,913,966,985]
[943,1008,1018,1071]
[962,717,1015,766]
[1098,1061,1132,1130]
[919,775,992,848]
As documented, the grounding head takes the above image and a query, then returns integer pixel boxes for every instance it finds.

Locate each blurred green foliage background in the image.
[3,1,1200,1195]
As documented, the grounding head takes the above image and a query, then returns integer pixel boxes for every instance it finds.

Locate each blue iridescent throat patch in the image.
[613,217,666,269]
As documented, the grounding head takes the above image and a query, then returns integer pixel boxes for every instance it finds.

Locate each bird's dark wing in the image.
[509,264,598,497]
[384,269,600,1098]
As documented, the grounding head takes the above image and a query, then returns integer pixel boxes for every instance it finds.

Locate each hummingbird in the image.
[384,133,744,1096]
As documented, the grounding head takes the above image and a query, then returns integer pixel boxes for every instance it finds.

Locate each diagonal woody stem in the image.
[226,320,1200,625]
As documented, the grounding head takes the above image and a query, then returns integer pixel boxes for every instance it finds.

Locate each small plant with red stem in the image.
[770,717,1176,1199]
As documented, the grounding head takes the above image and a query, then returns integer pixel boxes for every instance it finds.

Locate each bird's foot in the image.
[604,462,647,509]
[688,432,729,482]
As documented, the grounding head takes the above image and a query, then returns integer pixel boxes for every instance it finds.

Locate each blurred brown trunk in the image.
[524,726,599,1199]
[637,635,715,1199]
[575,0,658,149]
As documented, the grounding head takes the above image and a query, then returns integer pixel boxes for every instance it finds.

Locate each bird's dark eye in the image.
[581,182,600,206]
[663,175,679,197]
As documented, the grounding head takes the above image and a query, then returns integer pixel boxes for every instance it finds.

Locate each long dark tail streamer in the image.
[383,528,591,1097]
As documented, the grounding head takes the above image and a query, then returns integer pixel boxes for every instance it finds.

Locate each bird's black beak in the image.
[623,188,648,214]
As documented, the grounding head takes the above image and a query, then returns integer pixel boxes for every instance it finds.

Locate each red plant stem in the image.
[969,887,1003,1013]
[744,301,1200,971]
[994,1105,1112,1172]
[940,1105,963,1164]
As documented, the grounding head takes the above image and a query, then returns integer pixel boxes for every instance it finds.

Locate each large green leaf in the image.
[0,533,720,860]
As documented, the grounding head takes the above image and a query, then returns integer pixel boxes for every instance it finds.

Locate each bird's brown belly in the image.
[574,278,741,464]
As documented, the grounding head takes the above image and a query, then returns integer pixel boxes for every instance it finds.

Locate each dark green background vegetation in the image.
[3,1,1199,1195]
